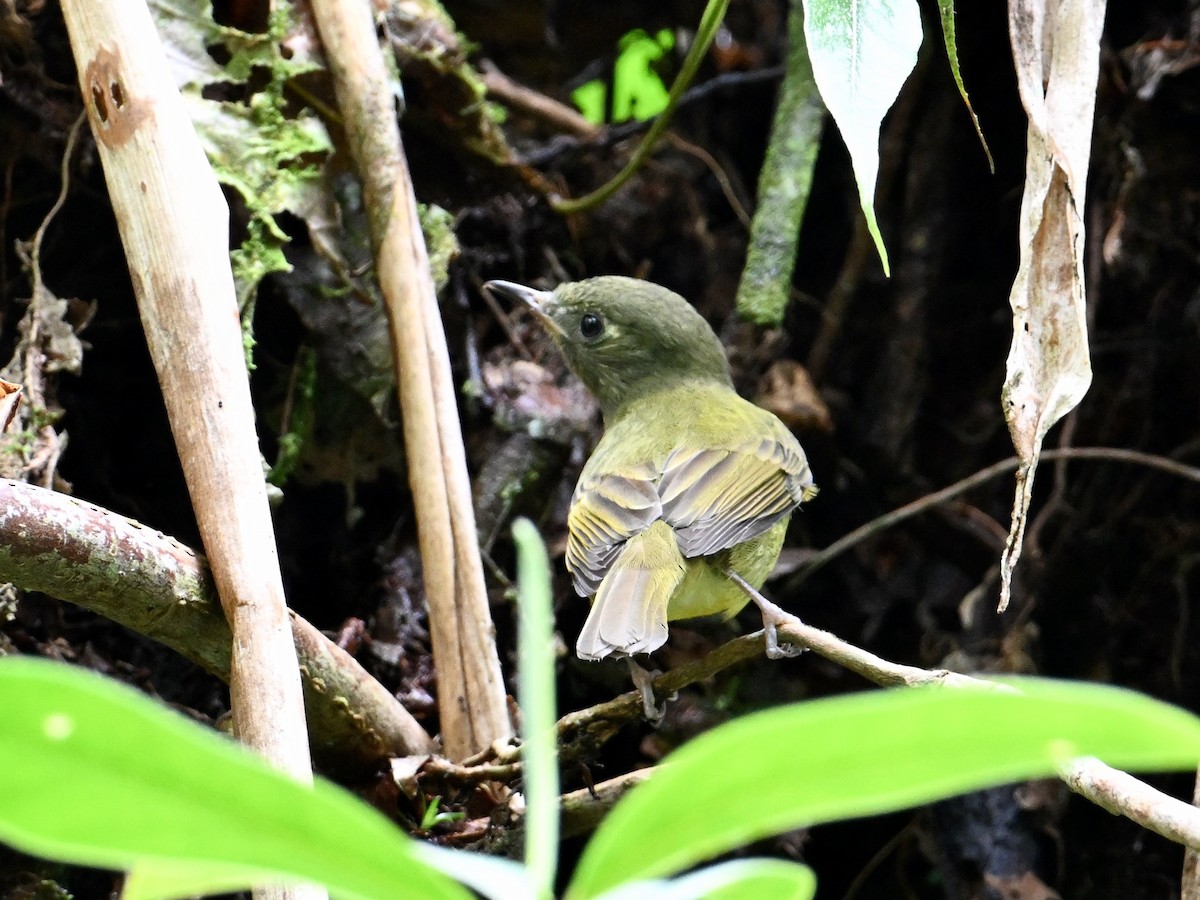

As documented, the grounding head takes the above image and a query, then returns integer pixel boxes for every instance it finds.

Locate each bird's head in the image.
[484,276,732,417]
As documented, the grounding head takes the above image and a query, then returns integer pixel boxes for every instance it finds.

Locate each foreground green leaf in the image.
[599,858,816,900]
[569,678,1200,897]
[0,657,465,900]
[514,518,560,897]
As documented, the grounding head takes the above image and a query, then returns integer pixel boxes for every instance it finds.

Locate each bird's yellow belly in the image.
[666,517,789,621]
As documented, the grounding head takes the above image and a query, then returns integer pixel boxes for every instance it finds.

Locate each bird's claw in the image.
[627,657,674,722]
[764,619,803,660]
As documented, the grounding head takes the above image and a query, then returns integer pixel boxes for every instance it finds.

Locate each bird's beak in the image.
[483,280,566,338]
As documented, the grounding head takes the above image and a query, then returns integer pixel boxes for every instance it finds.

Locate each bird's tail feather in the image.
[576,521,685,660]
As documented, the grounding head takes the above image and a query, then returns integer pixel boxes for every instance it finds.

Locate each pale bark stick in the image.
[310,0,511,760]
[1184,766,1200,899]
[58,4,320,897]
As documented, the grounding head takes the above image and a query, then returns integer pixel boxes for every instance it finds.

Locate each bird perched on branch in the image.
[484,276,817,664]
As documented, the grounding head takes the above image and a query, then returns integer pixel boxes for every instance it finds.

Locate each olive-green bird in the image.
[484,276,818,661]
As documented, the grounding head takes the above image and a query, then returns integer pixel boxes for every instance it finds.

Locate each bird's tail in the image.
[576,521,685,660]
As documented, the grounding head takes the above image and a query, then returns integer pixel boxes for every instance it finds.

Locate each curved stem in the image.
[552,0,730,215]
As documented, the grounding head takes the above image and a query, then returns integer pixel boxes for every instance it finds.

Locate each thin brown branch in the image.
[1185,764,1200,898]
[792,447,1200,588]
[664,132,753,230]
[465,767,657,856]
[480,62,600,138]
[0,478,433,773]
[462,572,1200,852]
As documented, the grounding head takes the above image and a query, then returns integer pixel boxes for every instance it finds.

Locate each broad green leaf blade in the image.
[676,859,815,900]
[125,861,302,900]
[569,678,1200,897]
[0,657,467,900]
[598,859,817,900]
[802,0,923,276]
[416,845,535,900]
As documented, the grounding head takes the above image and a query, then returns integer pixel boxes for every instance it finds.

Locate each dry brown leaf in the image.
[998,0,1105,611]
[0,380,20,433]
[755,359,834,433]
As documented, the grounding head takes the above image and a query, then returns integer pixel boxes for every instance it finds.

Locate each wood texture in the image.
[310,0,511,760]
[57,6,321,892]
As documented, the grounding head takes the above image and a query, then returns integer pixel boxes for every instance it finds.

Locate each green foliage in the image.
[419,796,466,832]
[3,541,1200,899]
[513,518,560,898]
[149,0,332,348]
[572,29,675,125]
[3,664,1200,899]
[935,0,994,171]
[567,678,1200,896]
[0,657,466,900]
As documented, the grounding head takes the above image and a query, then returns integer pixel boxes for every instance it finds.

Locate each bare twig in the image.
[1063,757,1200,850]
[310,0,510,760]
[456,574,1200,853]
[480,62,599,138]
[791,447,1200,588]
[60,8,319,894]
[1185,764,1200,899]
[464,768,657,856]
[664,132,753,230]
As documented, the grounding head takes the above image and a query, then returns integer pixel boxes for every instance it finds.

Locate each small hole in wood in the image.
[110,80,125,108]
[92,83,108,122]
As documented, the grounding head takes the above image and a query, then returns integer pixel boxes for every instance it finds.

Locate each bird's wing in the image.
[565,463,662,597]
[659,432,816,559]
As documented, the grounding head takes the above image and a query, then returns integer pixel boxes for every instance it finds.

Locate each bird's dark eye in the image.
[579,312,604,339]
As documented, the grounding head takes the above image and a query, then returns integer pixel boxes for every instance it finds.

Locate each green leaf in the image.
[598,859,817,900]
[612,29,674,122]
[416,841,535,900]
[571,28,675,125]
[935,0,993,172]
[802,0,923,276]
[572,80,608,125]
[569,678,1200,897]
[0,657,467,900]
[513,518,559,897]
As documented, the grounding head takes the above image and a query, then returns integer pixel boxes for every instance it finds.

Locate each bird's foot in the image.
[626,657,674,722]
[762,618,803,660]
[727,569,805,660]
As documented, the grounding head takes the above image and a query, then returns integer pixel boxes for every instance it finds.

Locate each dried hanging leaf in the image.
[998,0,1105,611]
